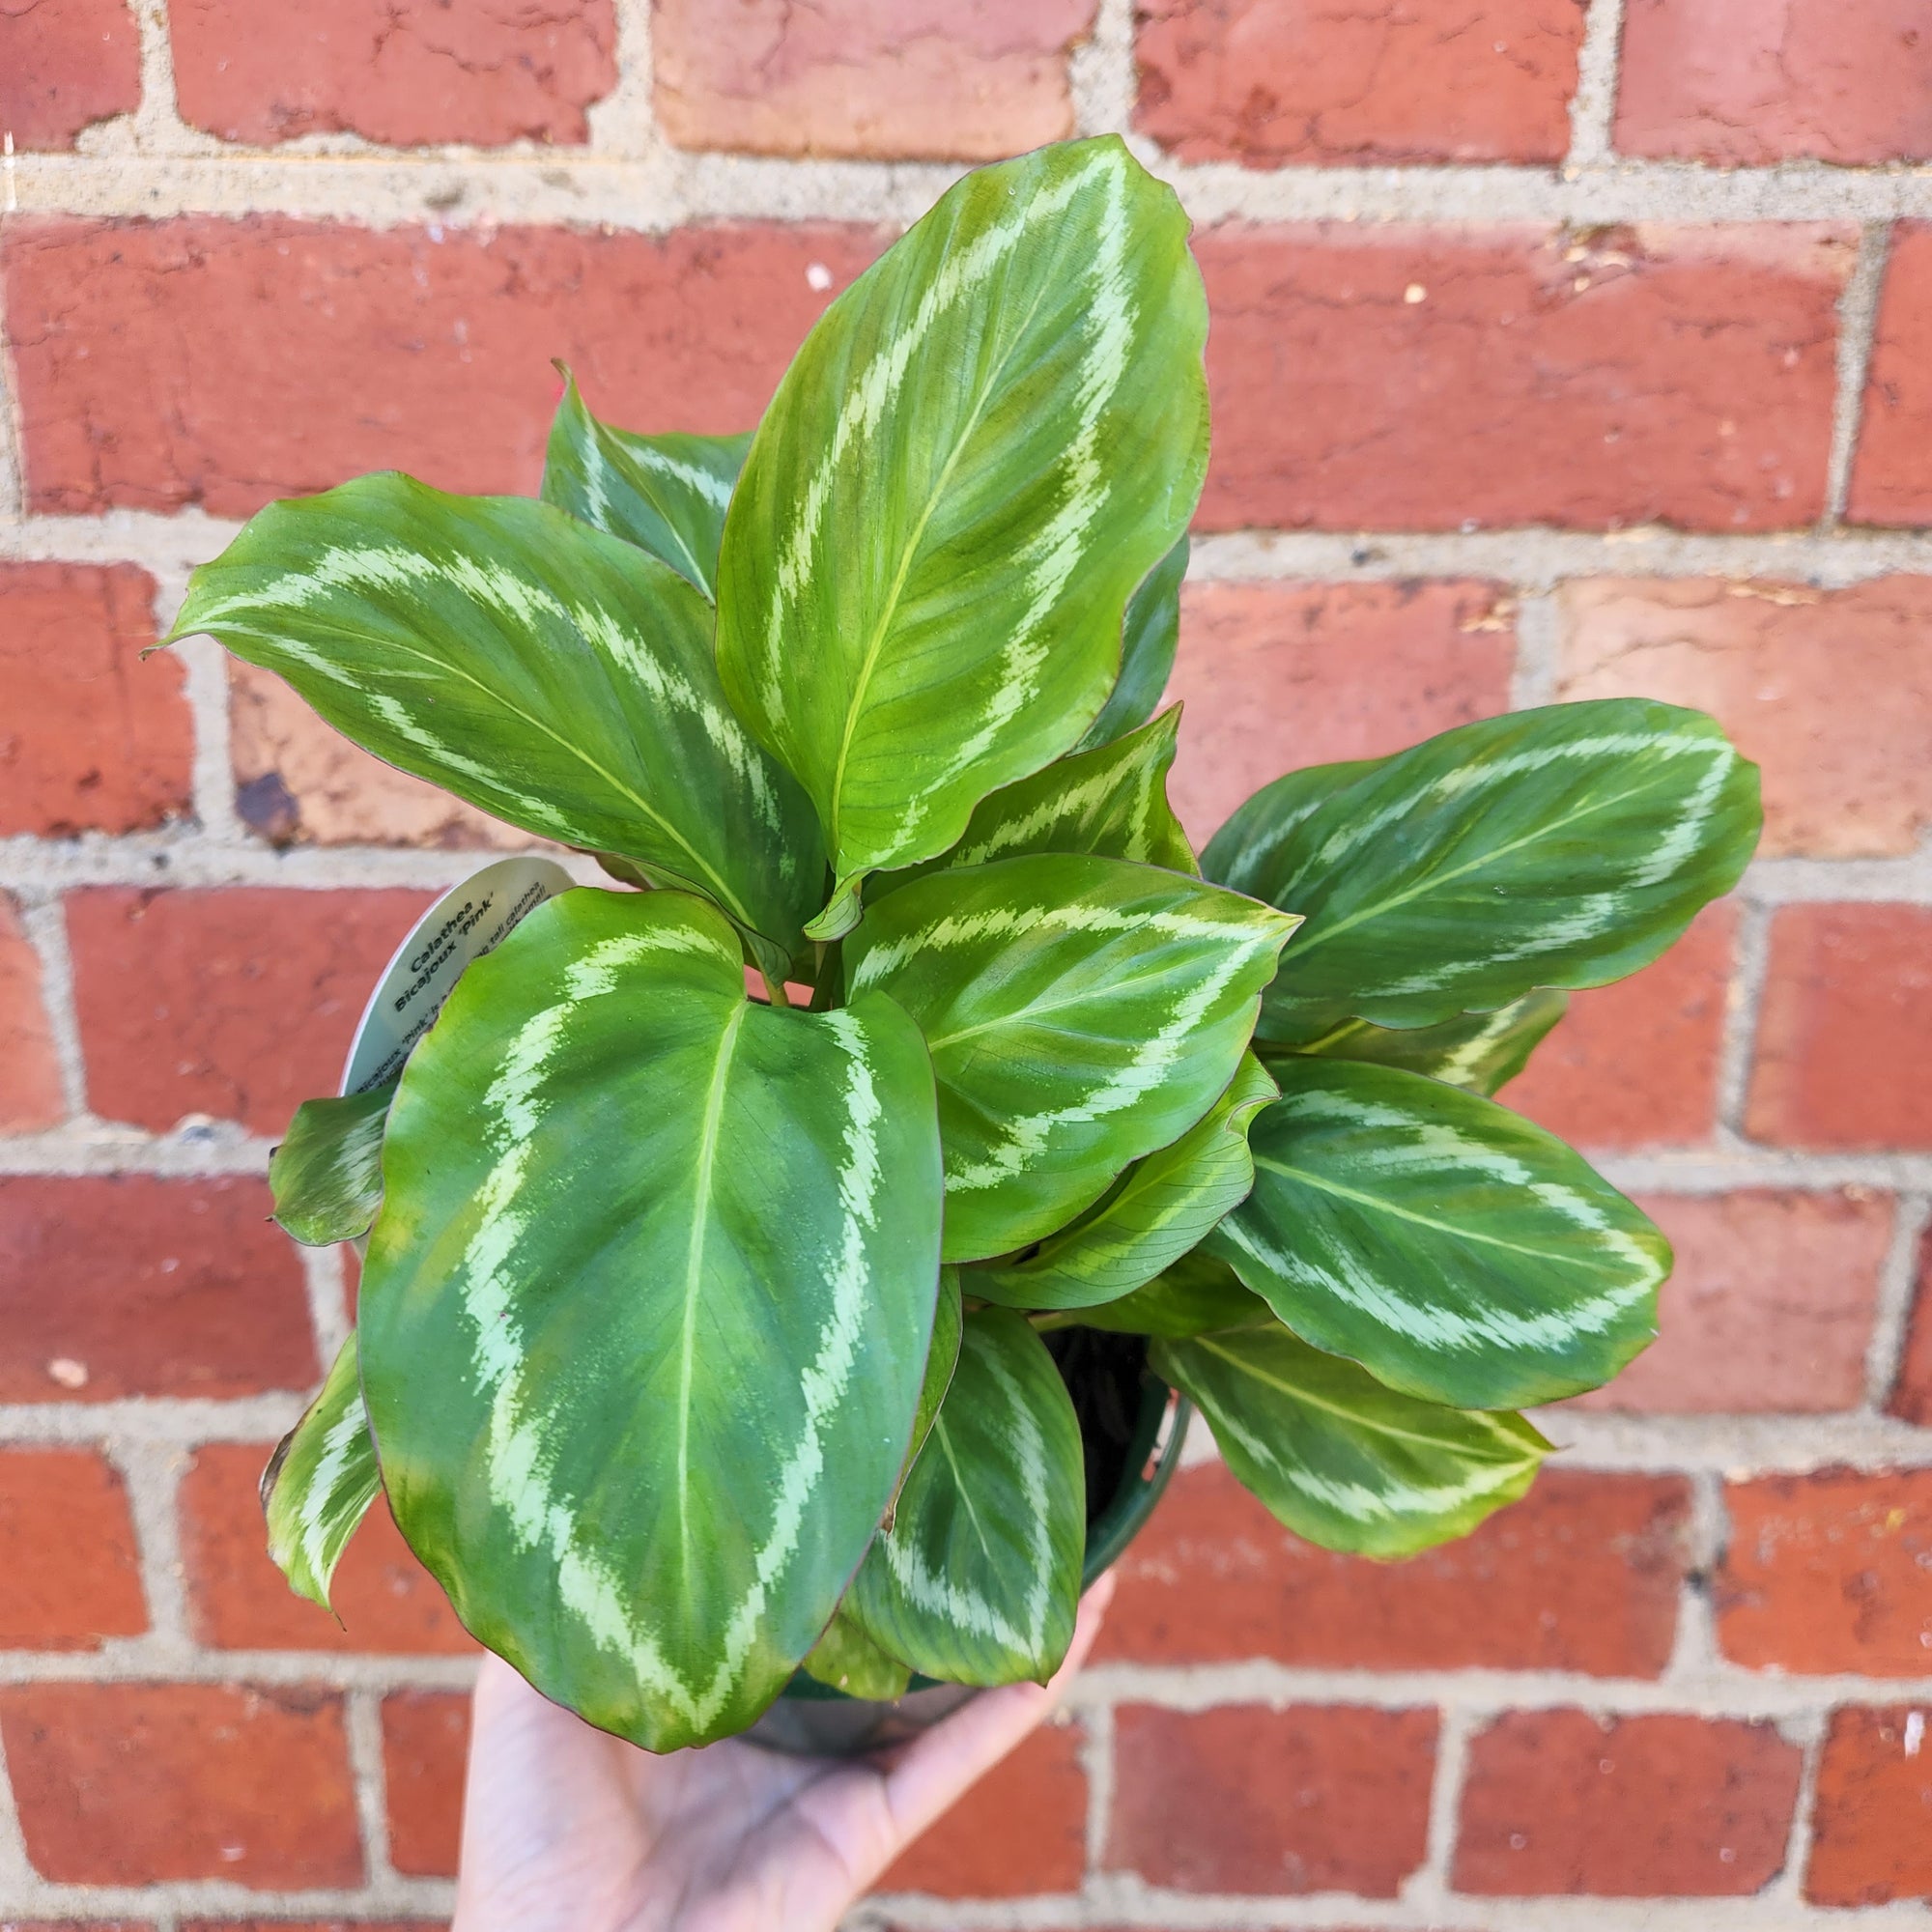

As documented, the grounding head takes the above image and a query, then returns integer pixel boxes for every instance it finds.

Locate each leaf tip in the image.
[805,879,864,944]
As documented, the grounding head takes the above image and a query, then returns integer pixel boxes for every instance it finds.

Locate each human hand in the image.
[451,1570,1114,1932]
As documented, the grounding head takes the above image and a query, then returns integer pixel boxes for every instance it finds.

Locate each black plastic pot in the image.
[744,1336,1191,1757]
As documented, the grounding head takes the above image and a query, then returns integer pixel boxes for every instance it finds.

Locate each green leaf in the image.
[1202,753,1387,903]
[848,1309,1085,1687]
[166,474,826,971]
[1152,1322,1548,1558]
[891,1266,963,1523]
[1076,535,1190,753]
[359,887,944,1750]
[1272,990,1569,1098]
[715,137,1210,938]
[1075,1247,1272,1339]
[1217,700,1761,1044]
[541,367,752,600]
[847,854,1297,1263]
[801,1603,913,1701]
[269,1084,394,1246]
[261,1332,381,1612]
[972,1054,1276,1310]
[1208,1060,1667,1411]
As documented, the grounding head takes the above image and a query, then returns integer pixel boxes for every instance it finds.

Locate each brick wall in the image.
[2,1,1931,1925]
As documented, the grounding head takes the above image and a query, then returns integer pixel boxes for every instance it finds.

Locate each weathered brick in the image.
[1617,0,1932,164]
[0,1449,147,1648]
[1136,0,1584,164]
[383,1690,469,1879]
[0,895,64,1132]
[0,562,190,838]
[0,0,140,150]
[1455,1710,1802,1895]
[1887,1224,1932,1427]
[182,1444,472,1654]
[1565,1188,1889,1413]
[1099,1464,1687,1675]
[66,886,434,1134]
[1719,1470,1932,1675]
[170,0,615,147]
[1747,904,1932,1151]
[1503,898,1733,1151]
[655,0,1092,159]
[0,1682,361,1885]
[881,1719,1086,1896]
[1557,576,1932,858]
[0,1176,316,1403]
[1856,224,1932,525]
[1198,223,1851,532]
[1805,1705,1932,1906]
[3,217,879,519]
[1162,580,1515,843]
[1107,1704,1435,1894]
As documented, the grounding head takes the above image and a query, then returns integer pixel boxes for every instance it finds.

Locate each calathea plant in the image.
[162,136,1760,1754]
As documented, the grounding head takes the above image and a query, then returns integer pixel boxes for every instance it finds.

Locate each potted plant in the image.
[162,136,1759,1758]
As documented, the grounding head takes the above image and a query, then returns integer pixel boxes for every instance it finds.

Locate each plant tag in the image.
[341,856,578,1094]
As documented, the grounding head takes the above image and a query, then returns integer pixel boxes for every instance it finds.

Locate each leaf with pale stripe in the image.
[1208,1060,1666,1410]
[1270,990,1569,1097]
[541,369,752,599]
[1076,1248,1272,1339]
[715,137,1209,939]
[261,1332,382,1612]
[167,475,826,972]
[270,1083,394,1247]
[847,854,1297,1263]
[1152,1322,1548,1558]
[358,887,944,1750]
[1217,700,1760,1044]
[890,1266,963,1522]
[1075,536,1190,753]
[847,1309,1084,1687]
[972,1054,1276,1310]
[801,1604,912,1700]
[1202,753,1387,904]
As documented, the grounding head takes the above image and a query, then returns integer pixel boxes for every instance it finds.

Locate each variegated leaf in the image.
[1273,990,1569,1097]
[847,854,1298,1263]
[261,1332,381,1612]
[848,1309,1085,1687]
[1208,1060,1667,1410]
[269,1083,394,1247]
[715,137,1210,939]
[1217,700,1761,1044]
[1201,753,1386,904]
[166,475,826,972]
[1075,535,1190,753]
[802,1604,912,1701]
[1152,1321,1548,1558]
[359,887,944,1750]
[890,1266,963,1522]
[1075,1248,1272,1339]
[541,368,752,599]
[972,1054,1276,1310]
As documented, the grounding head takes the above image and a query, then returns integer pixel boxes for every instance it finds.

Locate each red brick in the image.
[0,1449,146,1648]
[1455,1710,1801,1895]
[1107,1704,1435,1894]
[3,217,880,520]
[1100,1464,1687,1676]
[1888,1225,1932,1426]
[383,1690,469,1879]
[1504,898,1733,1151]
[1806,1705,1932,1905]
[881,1719,1086,1896]
[1568,1188,1889,1414]
[1853,226,1932,526]
[0,562,191,838]
[182,1444,472,1654]
[171,0,614,147]
[0,895,63,1132]
[1747,904,1932,1151]
[0,1176,316,1403]
[1557,576,1932,858]
[655,0,1092,160]
[1617,0,1932,164]
[66,886,434,1134]
[1163,580,1514,843]
[0,1682,361,1886]
[1198,223,1850,533]
[1136,0,1584,165]
[0,0,140,151]
[1719,1470,1932,1676]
